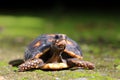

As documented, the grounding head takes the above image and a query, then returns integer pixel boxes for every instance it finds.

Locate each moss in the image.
[0,62,7,67]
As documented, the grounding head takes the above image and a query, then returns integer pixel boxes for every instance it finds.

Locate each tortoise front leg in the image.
[67,58,95,70]
[18,58,44,72]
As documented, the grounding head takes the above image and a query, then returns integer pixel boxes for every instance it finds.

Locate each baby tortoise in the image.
[9,34,95,72]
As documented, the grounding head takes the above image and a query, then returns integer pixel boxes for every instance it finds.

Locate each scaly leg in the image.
[18,58,44,72]
[67,58,95,70]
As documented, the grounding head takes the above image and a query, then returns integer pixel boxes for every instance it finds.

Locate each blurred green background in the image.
[0,11,120,47]
[0,1,120,80]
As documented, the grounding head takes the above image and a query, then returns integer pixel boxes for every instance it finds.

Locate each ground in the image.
[0,12,120,80]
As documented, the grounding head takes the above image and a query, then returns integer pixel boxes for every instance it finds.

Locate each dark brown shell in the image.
[24,34,83,61]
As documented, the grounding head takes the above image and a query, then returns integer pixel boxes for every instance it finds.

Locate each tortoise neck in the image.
[46,50,63,63]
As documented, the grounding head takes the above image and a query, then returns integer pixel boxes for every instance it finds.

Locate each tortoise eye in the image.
[55,35,59,39]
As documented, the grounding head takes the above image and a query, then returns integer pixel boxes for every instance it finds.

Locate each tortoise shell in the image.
[10,33,94,71]
[24,34,83,61]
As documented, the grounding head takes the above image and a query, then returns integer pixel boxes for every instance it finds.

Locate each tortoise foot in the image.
[18,58,44,72]
[67,58,95,70]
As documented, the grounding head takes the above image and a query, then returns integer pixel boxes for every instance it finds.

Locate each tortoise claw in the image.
[77,61,95,69]
[18,58,44,72]
[67,58,95,70]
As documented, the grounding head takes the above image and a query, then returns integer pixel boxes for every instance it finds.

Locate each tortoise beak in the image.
[51,39,66,51]
[58,43,66,50]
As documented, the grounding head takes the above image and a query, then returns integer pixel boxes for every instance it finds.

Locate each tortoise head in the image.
[51,34,67,52]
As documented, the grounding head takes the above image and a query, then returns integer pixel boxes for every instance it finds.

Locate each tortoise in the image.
[9,34,95,72]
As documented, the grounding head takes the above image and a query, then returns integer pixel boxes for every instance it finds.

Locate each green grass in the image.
[0,13,120,40]
[0,12,120,80]
[0,46,119,80]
